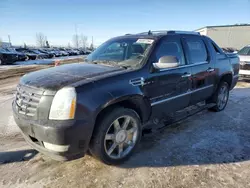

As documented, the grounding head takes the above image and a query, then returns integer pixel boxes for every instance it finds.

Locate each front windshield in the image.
[87,38,154,68]
[238,46,250,55]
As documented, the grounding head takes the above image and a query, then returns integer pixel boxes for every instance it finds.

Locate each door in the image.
[143,36,192,119]
[182,35,216,105]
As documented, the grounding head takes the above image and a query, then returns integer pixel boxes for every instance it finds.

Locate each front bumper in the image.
[12,102,94,161]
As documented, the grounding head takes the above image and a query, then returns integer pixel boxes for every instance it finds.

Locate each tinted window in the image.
[154,38,185,65]
[238,47,250,55]
[186,38,208,64]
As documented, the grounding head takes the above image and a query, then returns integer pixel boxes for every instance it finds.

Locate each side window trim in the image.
[157,61,208,72]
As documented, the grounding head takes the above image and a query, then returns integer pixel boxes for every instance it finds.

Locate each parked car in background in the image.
[6,48,28,61]
[77,49,86,55]
[77,48,92,55]
[72,49,80,55]
[50,49,59,57]
[66,49,76,56]
[0,48,18,65]
[13,30,239,165]
[38,49,56,58]
[28,49,50,59]
[85,49,92,55]
[238,45,250,77]
[222,47,238,53]
[58,48,69,56]
[16,48,38,60]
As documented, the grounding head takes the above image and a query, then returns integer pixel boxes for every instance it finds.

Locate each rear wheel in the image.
[0,59,2,65]
[89,107,142,165]
[208,81,229,112]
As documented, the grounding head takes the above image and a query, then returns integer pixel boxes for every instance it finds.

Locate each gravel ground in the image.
[1,77,250,188]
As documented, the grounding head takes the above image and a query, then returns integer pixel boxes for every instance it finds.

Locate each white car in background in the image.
[238,45,250,77]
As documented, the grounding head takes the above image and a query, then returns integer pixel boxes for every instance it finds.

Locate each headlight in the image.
[49,87,77,120]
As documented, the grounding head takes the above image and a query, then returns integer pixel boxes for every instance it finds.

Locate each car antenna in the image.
[148,30,152,35]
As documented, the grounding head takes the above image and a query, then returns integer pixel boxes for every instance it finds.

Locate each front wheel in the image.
[209,81,229,112]
[89,107,142,165]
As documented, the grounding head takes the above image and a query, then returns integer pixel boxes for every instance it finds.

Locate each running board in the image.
[142,102,216,135]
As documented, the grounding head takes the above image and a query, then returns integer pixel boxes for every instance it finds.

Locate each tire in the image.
[89,107,142,165]
[208,81,229,112]
[0,59,2,65]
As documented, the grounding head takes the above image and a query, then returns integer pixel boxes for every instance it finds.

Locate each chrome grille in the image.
[15,85,42,117]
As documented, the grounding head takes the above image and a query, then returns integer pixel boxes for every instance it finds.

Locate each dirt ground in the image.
[1,75,250,188]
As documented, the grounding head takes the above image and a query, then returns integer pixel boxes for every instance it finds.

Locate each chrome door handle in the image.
[182,73,192,78]
[207,68,215,73]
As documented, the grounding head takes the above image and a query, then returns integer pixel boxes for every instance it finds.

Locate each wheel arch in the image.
[94,95,152,127]
[220,72,233,88]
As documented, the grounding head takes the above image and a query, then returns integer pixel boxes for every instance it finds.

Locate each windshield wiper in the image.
[91,60,128,69]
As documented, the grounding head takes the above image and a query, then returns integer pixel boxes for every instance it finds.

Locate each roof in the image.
[195,24,250,31]
[113,30,200,40]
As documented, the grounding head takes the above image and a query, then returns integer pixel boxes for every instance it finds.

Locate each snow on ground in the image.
[14,55,85,65]
[14,59,53,65]
[0,55,86,71]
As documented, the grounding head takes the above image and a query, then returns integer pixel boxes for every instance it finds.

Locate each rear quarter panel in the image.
[204,36,239,90]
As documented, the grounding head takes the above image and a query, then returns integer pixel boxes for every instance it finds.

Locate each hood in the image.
[238,55,250,62]
[20,63,123,91]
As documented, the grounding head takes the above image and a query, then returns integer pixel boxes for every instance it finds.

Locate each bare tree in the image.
[36,32,46,47]
[72,34,80,48]
[80,35,88,49]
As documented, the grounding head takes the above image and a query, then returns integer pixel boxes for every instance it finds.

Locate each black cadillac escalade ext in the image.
[12,31,239,165]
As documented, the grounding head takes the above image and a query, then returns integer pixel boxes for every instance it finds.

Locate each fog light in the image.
[43,142,69,152]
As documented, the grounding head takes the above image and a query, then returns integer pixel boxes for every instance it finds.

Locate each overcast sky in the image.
[0,0,250,47]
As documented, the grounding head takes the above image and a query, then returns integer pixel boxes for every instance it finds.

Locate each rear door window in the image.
[184,37,208,64]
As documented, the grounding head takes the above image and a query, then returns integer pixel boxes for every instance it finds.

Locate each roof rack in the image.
[135,30,200,35]
[136,30,169,35]
[168,30,200,35]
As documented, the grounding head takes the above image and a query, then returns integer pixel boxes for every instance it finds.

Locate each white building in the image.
[195,24,250,50]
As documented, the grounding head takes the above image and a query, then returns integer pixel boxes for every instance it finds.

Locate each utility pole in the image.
[8,35,11,46]
[75,24,79,48]
[90,36,94,50]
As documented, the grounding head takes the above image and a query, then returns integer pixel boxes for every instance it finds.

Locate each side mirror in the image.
[153,56,179,70]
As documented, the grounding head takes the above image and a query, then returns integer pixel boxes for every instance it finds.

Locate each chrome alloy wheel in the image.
[217,84,229,110]
[104,116,139,159]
